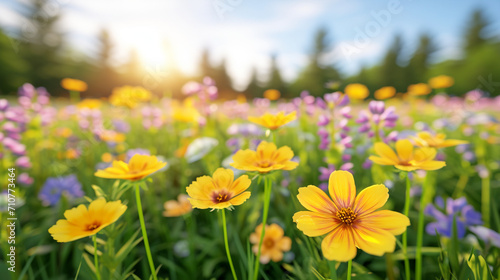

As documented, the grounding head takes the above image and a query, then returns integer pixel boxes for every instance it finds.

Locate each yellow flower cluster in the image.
[110,85,152,108]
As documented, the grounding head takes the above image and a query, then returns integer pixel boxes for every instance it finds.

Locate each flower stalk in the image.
[222,209,238,280]
[135,182,158,280]
[402,172,411,280]
[253,176,272,280]
[93,234,101,280]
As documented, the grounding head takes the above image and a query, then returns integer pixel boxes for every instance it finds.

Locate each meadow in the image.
[0,78,499,280]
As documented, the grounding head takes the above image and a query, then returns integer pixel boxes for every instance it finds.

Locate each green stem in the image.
[385,253,396,280]
[329,261,337,280]
[272,130,277,143]
[402,173,411,280]
[346,260,352,280]
[135,183,158,280]
[93,235,101,280]
[222,209,238,280]
[481,176,490,228]
[415,173,429,280]
[253,176,272,280]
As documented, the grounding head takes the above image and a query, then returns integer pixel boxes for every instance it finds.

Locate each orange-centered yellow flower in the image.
[293,171,410,262]
[61,78,88,92]
[163,194,193,217]
[374,86,396,100]
[249,223,292,264]
[428,75,454,89]
[369,139,446,171]
[186,168,251,210]
[231,141,298,174]
[248,111,296,130]
[48,198,127,242]
[412,131,468,148]
[345,83,369,100]
[95,154,166,181]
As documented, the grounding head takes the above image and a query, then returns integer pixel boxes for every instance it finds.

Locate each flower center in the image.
[256,160,274,168]
[86,222,101,231]
[336,207,357,225]
[264,238,274,248]
[212,191,231,203]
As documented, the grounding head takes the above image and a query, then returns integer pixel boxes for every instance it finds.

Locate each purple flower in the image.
[425,197,483,238]
[113,119,130,133]
[18,173,33,185]
[469,226,500,248]
[319,164,336,181]
[15,156,31,169]
[0,99,8,111]
[38,174,84,206]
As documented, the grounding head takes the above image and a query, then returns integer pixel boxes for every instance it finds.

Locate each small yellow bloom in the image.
[55,127,72,138]
[100,131,126,143]
[65,149,80,159]
[110,86,152,108]
[48,198,127,242]
[101,153,113,163]
[263,89,281,101]
[77,99,102,109]
[249,223,292,264]
[237,94,247,103]
[248,111,296,130]
[412,132,468,148]
[369,139,446,171]
[374,86,396,100]
[163,194,193,217]
[293,171,410,262]
[428,75,454,89]
[345,83,369,100]
[231,141,298,174]
[61,78,88,92]
[94,154,166,181]
[173,106,200,123]
[186,168,251,210]
[407,83,431,96]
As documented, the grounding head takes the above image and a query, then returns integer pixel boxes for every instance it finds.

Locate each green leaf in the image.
[467,254,492,280]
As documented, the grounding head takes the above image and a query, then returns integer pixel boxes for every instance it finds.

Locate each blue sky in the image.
[1,0,499,89]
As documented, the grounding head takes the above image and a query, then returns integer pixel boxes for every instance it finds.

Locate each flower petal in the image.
[352,225,396,256]
[293,211,339,237]
[297,185,337,214]
[328,171,356,209]
[256,141,277,160]
[321,226,357,262]
[374,142,399,163]
[414,161,446,171]
[212,168,234,189]
[229,191,251,206]
[354,184,389,216]
[369,156,397,166]
[414,147,437,162]
[357,210,410,235]
[230,175,252,195]
[396,139,413,163]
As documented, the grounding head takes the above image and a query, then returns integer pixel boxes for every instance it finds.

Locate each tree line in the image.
[0,1,498,99]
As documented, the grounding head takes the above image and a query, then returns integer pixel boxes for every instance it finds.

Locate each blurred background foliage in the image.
[0,1,499,98]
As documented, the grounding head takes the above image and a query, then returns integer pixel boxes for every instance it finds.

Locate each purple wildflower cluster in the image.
[141,106,164,129]
[356,100,398,142]
[318,163,353,191]
[226,123,263,153]
[425,197,482,238]
[316,92,352,150]
[38,174,84,206]
[182,77,218,117]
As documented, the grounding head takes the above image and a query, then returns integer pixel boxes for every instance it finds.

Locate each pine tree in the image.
[265,54,288,97]
[89,28,117,97]
[245,67,263,98]
[0,29,28,94]
[291,27,340,96]
[406,34,437,84]
[379,34,406,91]
[464,9,490,54]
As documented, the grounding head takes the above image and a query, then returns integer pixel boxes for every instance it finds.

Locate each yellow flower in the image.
[293,171,410,262]
[249,223,292,264]
[248,111,296,130]
[55,127,72,138]
[237,94,247,103]
[231,141,298,174]
[101,153,113,163]
[100,130,126,143]
[412,132,468,148]
[61,78,88,92]
[48,198,127,242]
[428,75,454,89]
[407,83,431,96]
[94,154,166,181]
[163,194,193,217]
[186,168,251,210]
[369,139,446,171]
[345,83,369,100]
[77,99,102,109]
[263,89,281,101]
[374,86,396,100]
[110,86,152,108]
[173,106,200,123]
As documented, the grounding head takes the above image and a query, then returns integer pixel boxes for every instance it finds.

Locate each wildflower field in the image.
[0,79,500,280]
